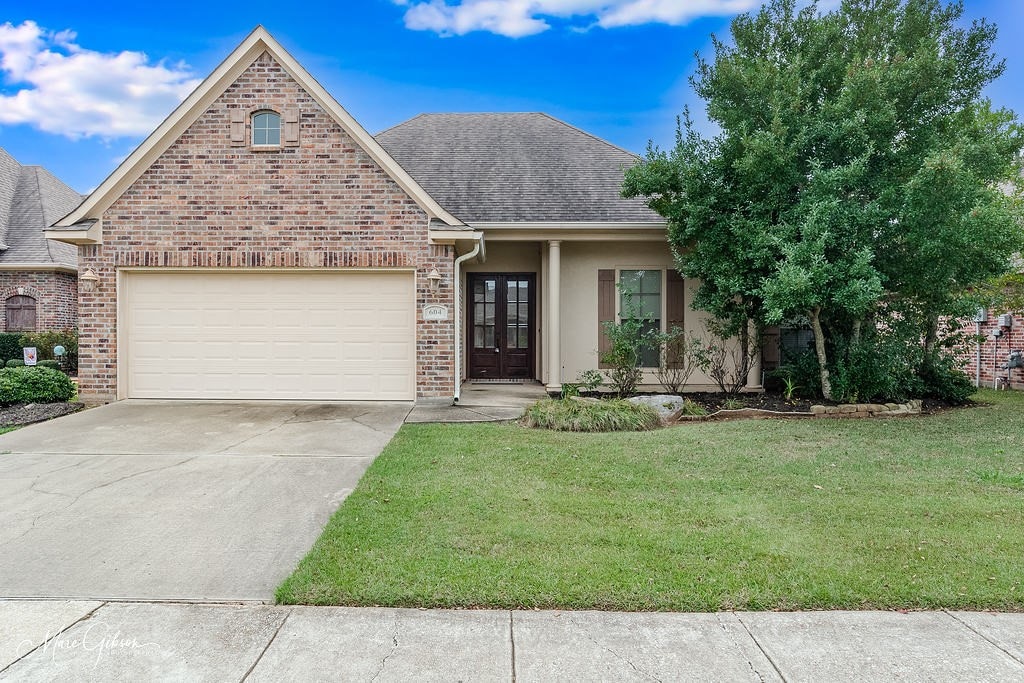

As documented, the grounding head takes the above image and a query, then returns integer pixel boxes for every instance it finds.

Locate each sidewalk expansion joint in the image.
[0,600,108,676]
[943,610,1024,668]
[239,607,291,682]
[735,614,788,683]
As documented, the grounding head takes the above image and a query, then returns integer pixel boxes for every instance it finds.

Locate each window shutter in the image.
[283,108,299,147]
[665,269,686,368]
[5,296,37,332]
[230,110,245,146]
[597,269,615,369]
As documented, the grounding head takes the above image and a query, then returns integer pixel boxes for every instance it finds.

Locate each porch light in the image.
[80,268,100,292]
[426,268,443,292]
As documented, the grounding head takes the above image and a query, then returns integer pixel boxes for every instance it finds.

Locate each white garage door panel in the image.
[124,271,415,400]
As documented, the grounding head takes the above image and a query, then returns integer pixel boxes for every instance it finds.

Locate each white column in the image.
[546,240,562,393]
[746,321,763,391]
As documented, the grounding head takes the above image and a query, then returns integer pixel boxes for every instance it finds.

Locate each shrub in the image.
[0,366,76,405]
[600,298,657,398]
[654,326,704,394]
[919,352,975,404]
[19,329,78,371]
[523,398,660,432]
[696,328,759,395]
[678,399,708,416]
[38,360,61,370]
[5,359,25,368]
[0,333,21,364]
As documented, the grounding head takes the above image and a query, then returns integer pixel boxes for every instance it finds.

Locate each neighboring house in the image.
[0,148,79,334]
[47,27,762,404]
[968,296,1023,391]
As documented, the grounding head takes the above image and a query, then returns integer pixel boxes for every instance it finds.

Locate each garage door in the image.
[122,271,416,400]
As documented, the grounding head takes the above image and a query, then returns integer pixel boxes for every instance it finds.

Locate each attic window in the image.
[252,111,281,146]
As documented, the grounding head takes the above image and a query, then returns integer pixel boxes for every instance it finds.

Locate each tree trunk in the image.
[922,314,940,375]
[923,315,940,358]
[809,307,833,400]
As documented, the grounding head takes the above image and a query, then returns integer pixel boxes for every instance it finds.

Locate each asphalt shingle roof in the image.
[0,148,80,269]
[375,113,662,224]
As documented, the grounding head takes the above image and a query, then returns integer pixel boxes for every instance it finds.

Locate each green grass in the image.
[523,398,661,432]
[277,389,1024,611]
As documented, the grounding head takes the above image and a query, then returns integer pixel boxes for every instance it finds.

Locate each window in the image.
[252,111,281,146]
[6,295,37,332]
[619,269,661,367]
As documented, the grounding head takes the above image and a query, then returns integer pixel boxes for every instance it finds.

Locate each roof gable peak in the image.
[55,26,463,231]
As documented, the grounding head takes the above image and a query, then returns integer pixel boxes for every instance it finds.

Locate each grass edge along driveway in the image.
[277,389,1024,612]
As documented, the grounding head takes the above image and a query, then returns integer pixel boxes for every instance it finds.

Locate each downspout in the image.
[976,321,982,388]
[453,236,484,404]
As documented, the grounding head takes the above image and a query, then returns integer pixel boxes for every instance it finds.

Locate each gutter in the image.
[452,236,485,404]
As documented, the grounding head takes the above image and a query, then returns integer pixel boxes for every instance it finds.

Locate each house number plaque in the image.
[422,304,449,321]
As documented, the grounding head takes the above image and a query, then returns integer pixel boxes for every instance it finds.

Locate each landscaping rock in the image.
[627,395,685,420]
[0,402,84,427]
[810,405,827,415]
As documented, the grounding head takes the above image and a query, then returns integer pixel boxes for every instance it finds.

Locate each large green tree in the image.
[624,0,1023,400]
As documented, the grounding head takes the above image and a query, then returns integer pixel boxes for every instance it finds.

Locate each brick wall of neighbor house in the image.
[964,312,1024,390]
[0,272,77,332]
[77,51,454,402]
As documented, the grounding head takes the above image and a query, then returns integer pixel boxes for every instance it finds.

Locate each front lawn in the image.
[277,389,1024,611]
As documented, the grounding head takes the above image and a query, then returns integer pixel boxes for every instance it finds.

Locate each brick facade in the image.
[78,51,454,402]
[962,312,1024,391]
[0,271,77,332]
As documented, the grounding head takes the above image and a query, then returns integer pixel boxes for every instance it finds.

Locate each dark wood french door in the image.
[468,274,535,379]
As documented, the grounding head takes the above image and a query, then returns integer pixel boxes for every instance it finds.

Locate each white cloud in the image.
[0,21,201,139]
[395,0,762,37]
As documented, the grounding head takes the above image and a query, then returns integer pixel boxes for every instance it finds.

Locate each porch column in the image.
[546,240,562,393]
[746,321,763,391]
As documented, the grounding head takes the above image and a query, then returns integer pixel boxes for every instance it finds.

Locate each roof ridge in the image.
[375,112,430,138]
[535,112,642,159]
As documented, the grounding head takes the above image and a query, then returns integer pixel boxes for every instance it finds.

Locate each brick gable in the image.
[78,51,453,401]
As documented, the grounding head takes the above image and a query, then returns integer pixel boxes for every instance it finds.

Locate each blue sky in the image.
[1,0,1022,193]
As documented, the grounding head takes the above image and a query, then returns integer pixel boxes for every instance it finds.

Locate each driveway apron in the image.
[0,400,409,602]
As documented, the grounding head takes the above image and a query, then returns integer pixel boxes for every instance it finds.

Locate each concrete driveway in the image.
[0,400,409,602]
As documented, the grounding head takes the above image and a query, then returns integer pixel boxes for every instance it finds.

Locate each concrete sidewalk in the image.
[2,601,1022,681]
[406,382,547,423]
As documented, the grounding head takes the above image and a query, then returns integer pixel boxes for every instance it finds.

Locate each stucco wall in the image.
[78,51,452,402]
[556,240,721,390]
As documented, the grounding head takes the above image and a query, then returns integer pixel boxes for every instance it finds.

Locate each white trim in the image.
[480,228,666,243]
[472,221,666,230]
[428,229,483,245]
[0,264,77,274]
[55,26,464,232]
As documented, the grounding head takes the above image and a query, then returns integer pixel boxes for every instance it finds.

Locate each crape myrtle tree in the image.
[623,0,1023,401]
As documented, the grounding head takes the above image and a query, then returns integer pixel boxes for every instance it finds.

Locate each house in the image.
[47,27,763,404]
[0,148,79,334]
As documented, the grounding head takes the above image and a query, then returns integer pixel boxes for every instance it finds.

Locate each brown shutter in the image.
[597,269,615,369]
[5,296,37,332]
[283,108,300,147]
[665,269,686,367]
[230,110,246,146]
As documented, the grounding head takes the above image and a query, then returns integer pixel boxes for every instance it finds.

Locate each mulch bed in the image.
[0,402,84,427]
[679,391,817,413]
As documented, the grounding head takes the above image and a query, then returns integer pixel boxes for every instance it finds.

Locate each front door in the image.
[468,274,535,379]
